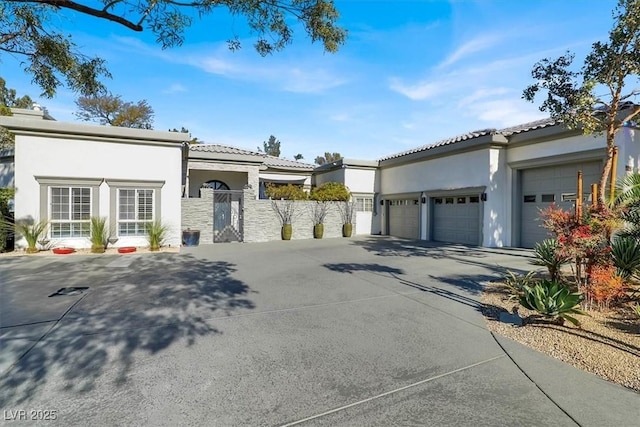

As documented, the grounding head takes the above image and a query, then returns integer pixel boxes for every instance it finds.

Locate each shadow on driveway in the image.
[0,254,254,406]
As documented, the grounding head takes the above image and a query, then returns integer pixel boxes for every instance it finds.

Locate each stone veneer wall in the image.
[181,188,356,244]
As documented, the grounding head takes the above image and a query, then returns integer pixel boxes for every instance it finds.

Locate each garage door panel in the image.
[388,199,419,239]
[520,161,601,248]
[432,195,480,245]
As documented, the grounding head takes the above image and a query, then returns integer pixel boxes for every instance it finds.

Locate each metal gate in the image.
[212,190,244,242]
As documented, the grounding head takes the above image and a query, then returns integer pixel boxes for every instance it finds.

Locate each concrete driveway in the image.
[0,237,637,425]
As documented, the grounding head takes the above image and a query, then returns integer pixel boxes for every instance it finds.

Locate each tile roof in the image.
[263,155,315,170]
[498,117,558,135]
[189,143,262,157]
[188,144,313,169]
[379,129,497,161]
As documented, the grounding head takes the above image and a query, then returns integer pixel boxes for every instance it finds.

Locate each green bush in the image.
[15,219,48,253]
[0,188,14,252]
[611,235,640,279]
[145,219,168,250]
[519,280,588,326]
[90,216,109,253]
[310,182,350,201]
[531,238,570,281]
[265,183,308,200]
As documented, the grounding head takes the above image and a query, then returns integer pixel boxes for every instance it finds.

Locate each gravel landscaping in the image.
[482,282,640,393]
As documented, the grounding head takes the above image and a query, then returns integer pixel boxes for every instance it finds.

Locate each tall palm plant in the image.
[614,173,640,238]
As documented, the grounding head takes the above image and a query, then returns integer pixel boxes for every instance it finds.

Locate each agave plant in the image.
[503,270,537,301]
[611,235,640,279]
[531,238,571,281]
[90,216,109,253]
[519,280,588,326]
[145,219,168,251]
[15,219,48,254]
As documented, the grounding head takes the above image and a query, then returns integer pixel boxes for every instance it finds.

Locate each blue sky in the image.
[2,0,619,161]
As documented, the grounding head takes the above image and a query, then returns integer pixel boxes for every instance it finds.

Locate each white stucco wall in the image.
[15,135,182,249]
[344,168,376,194]
[507,133,606,164]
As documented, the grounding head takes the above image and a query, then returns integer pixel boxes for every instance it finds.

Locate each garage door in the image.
[520,161,601,248]
[388,199,419,239]
[432,195,481,245]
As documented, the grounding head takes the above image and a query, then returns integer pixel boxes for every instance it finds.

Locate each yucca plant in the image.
[15,219,48,254]
[519,280,588,326]
[145,219,168,251]
[611,235,640,279]
[531,238,570,281]
[90,216,108,253]
[503,270,537,301]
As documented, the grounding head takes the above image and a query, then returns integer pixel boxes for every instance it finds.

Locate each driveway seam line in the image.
[490,332,582,427]
[279,354,505,427]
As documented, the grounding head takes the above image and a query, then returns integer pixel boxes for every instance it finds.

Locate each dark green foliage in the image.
[611,236,640,279]
[310,182,350,201]
[531,238,571,281]
[259,135,281,157]
[1,78,35,148]
[2,1,346,97]
[0,187,14,252]
[314,152,342,165]
[519,280,588,326]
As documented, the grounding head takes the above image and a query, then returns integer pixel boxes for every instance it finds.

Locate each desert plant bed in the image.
[481,281,640,393]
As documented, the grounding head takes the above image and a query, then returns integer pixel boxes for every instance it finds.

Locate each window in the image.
[541,194,555,203]
[445,197,454,204]
[355,197,373,212]
[118,189,154,236]
[561,193,577,202]
[201,180,230,190]
[50,187,91,237]
[457,197,466,204]
[469,196,480,203]
[524,195,536,203]
[434,198,443,204]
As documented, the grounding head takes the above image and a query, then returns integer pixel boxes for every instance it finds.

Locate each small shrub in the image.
[145,220,168,251]
[587,265,627,309]
[90,216,108,253]
[503,270,537,301]
[265,184,308,200]
[611,236,640,279]
[532,238,570,281]
[519,280,588,326]
[0,187,15,252]
[15,219,48,253]
[310,182,350,201]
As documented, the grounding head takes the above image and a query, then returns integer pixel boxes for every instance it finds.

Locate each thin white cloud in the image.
[389,78,448,101]
[438,34,503,69]
[162,83,188,94]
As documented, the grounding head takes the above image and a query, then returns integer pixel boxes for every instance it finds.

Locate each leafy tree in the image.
[75,93,154,129]
[294,153,304,161]
[1,77,34,148]
[259,135,281,157]
[523,0,640,205]
[314,152,341,165]
[1,1,347,98]
[310,182,350,201]
[169,127,201,144]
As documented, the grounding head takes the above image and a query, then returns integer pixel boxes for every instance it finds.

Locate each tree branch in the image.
[9,0,143,31]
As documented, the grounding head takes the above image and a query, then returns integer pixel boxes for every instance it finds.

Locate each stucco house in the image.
[0,108,188,249]
[376,115,640,248]
[2,104,639,250]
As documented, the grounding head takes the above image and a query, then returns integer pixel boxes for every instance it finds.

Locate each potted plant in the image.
[15,219,48,254]
[145,219,168,251]
[89,216,108,253]
[338,200,356,237]
[309,201,329,239]
[271,200,297,240]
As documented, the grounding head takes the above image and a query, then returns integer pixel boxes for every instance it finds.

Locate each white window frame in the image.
[355,196,374,212]
[106,179,165,239]
[117,188,155,237]
[49,186,92,238]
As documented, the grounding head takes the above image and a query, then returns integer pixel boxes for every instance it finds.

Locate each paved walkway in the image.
[0,237,637,425]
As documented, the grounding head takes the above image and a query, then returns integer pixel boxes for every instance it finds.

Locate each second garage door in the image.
[388,199,419,239]
[432,195,481,245]
[520,161,602,248]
